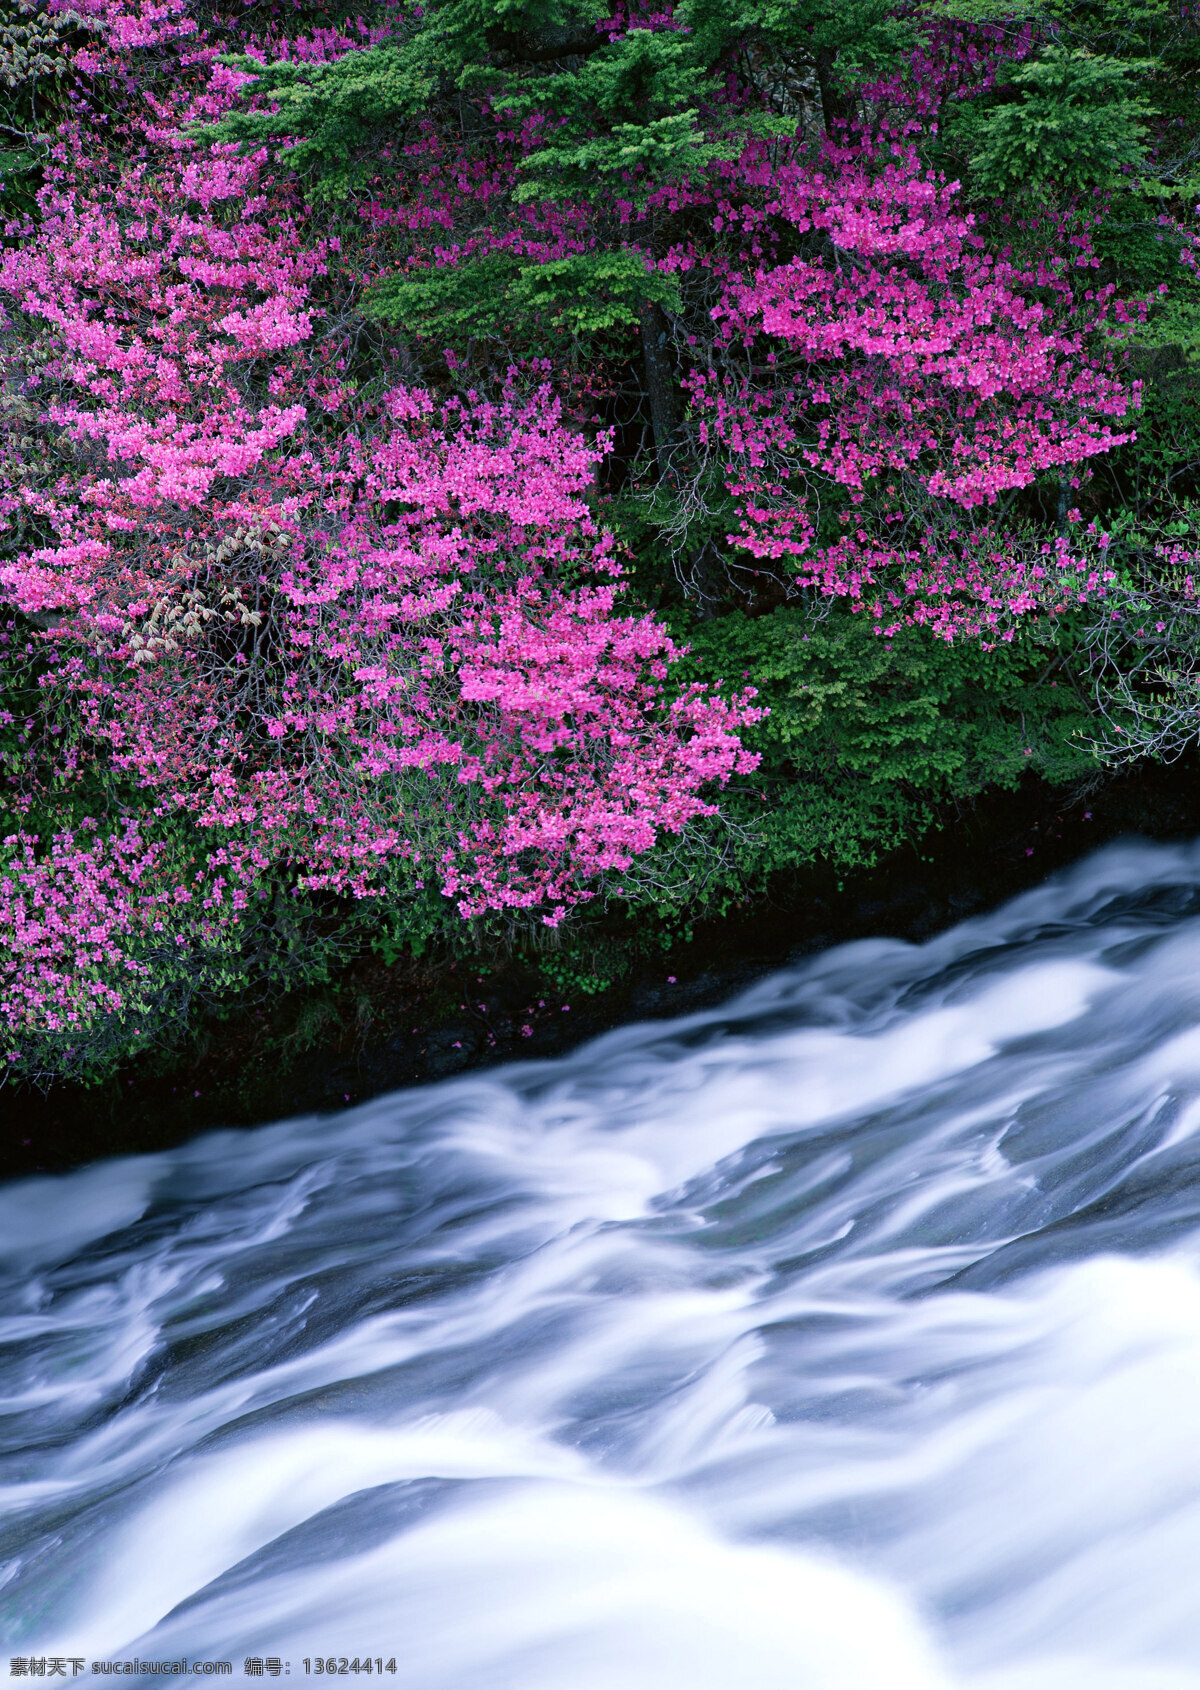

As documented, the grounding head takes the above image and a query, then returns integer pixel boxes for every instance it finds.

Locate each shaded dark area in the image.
[4,752,1198,1180]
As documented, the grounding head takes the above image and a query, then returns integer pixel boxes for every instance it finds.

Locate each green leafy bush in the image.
[680,605,1101,880]
[966,47,1154,196]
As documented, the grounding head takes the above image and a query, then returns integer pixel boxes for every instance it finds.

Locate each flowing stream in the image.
[8,841,1200,1687]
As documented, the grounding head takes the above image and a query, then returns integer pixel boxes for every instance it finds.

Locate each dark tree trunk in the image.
[815,50,840,136]
[639,299,680,481]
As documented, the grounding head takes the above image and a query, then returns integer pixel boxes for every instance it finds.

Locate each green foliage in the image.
[681,604,1101,878]
[201,37,437,196]
[503,27,738,204]
[203,0,635,195]
[203,0,730,349]
[1110,353,1200,501]
[367,247,681,342]
[204,0,915,199]
[512,251,682,333]
[966,46,1154,196]
[1044,0,1190,64]
[535,940,622,997]
[1093,197,1198,292]
[366,252,525,341]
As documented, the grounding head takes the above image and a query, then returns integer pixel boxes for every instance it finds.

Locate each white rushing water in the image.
[8,842,1200,1687]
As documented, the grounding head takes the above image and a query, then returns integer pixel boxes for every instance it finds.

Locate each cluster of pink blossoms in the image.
[0,4,761,1050]
[691,141,1137,638]
[0,817,257,1052]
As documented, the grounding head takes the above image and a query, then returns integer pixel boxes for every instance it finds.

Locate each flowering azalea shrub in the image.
[0,7,761,1078]
[688,141,1136,638]
[0,817,258,1076]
